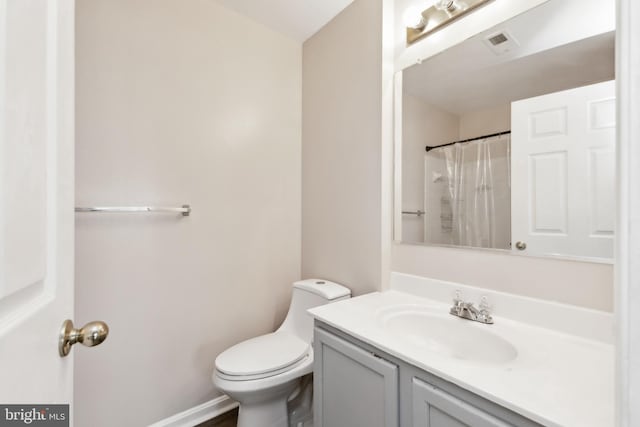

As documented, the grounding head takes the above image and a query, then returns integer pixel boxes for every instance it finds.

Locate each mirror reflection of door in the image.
[397,0,615,262]
[511,80,615,259]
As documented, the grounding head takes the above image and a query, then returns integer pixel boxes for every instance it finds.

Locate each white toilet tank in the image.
[277,279,350,344]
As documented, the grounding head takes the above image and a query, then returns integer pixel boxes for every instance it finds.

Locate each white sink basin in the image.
[377,305,518,364]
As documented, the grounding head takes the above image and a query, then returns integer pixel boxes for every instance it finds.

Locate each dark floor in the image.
[196,407,238,427]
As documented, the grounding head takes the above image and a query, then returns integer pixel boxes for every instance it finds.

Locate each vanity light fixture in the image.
[403,5,428,30]
[405,0,494,45]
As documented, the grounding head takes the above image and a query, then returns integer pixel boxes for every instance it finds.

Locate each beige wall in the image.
[459,104,511,139]
[75,1,301,426]
[391,1,614,311]
[301,0,383,296]
[392,244,613,310]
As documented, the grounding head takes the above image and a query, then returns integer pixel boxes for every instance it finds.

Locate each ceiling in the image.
[213,0,355,42]
[404,33,615,115]
[403,0,615,115]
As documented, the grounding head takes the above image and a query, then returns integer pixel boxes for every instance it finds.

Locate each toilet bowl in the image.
[212,279,351,427]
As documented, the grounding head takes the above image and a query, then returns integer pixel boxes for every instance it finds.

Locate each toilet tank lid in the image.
[293,279,351,300]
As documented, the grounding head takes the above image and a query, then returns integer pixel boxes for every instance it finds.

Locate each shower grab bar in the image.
[402,210,425,217]
[75,205,191,216]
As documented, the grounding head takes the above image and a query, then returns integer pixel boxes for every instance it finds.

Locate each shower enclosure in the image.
[424,134,511,250]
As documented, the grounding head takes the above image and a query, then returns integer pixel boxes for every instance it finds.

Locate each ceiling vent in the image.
[483,30,519,55]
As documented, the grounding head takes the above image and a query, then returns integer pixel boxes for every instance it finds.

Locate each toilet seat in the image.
[215,332,310,381]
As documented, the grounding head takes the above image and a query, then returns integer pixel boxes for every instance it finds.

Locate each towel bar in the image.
[75,205,191,216]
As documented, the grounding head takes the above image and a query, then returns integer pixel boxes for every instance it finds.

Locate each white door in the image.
[0,0,75,409]
[511,80,615,259]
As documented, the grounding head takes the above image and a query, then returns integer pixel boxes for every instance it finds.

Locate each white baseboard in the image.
[148,395,238,427]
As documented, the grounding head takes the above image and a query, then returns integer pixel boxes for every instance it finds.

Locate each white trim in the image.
[380,0,395,291]
[392,71,403,244]
[147,395,238,427]
[616,0,640,425]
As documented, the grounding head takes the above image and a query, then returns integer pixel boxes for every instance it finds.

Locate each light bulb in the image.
[403,5,427,30]
[435,0,457,12]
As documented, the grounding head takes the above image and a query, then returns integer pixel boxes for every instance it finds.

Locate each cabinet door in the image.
[412,378,511,427]
[314,327,399,427]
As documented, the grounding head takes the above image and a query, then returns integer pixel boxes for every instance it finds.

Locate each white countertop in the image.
[309,289,614,427]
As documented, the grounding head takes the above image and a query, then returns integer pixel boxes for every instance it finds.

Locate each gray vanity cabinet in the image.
[313,327,399,427]
[314,322,543,427]
[412,378,510,427]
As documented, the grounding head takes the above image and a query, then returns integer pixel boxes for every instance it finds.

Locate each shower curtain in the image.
[427,135,511,249]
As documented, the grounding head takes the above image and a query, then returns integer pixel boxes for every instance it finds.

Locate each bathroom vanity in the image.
[313,323,540,427]
[309,274,614,427]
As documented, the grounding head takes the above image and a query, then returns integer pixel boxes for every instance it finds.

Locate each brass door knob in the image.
[59,319,109,357]
[515,241,527,251]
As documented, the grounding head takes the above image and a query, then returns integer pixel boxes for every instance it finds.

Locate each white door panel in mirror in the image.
[395,0,615,262]
[512,81,615,259]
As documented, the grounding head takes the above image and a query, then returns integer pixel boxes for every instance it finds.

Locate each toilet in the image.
[212,279,351,427]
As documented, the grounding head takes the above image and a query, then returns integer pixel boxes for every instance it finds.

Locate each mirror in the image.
[395,0,615,261]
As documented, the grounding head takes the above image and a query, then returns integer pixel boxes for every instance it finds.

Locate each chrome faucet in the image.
[449,292,493,324]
